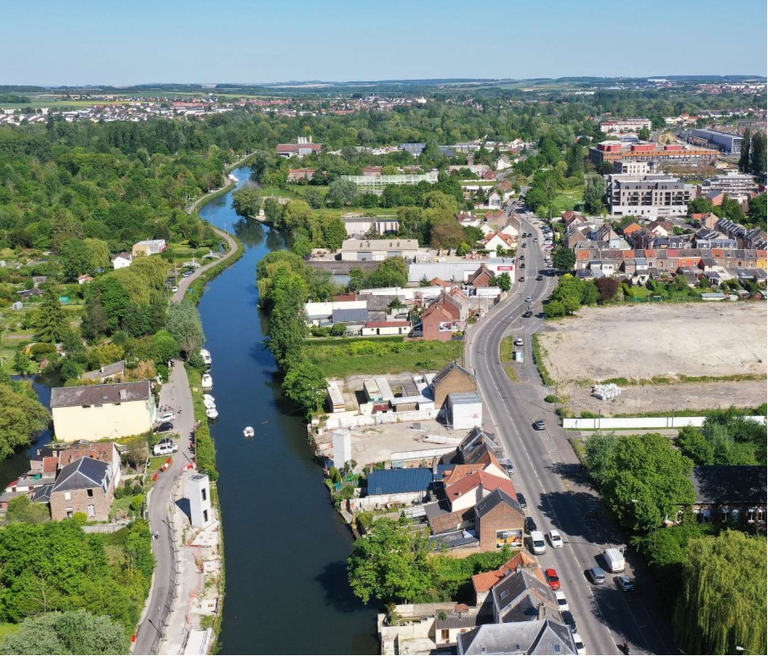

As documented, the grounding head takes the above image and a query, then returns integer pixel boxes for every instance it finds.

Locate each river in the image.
[197,167,378,655]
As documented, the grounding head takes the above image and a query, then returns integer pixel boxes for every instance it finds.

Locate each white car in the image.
[572,632,586,655]
[549,530,564,548]
[159,412,176,423]
[555,590,569,612]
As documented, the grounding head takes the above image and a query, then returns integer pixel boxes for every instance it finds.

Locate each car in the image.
[158,412,176,423]
[617,575,635,592]
[523,309,532,318]
[529,530,547,555]
[500,457,514,475]
[533,419,546,431]
[153,441,178,456]
[587,567,606,585]
[525,295,532,302]
[572,632,586,655]
[516,492,527,508]
[536,275,544,281]
[522,242,527,248]
[155,421,174,433]
[561,610,577,634]
[555,590,569,612]
[545,567,561,591]
[534,237,539,242]
[520,263,526,269]
[548,530,564,548]
[514,337,524,346]
[524,516,537,533]
[171,286,179,293]
[182,270,194,278]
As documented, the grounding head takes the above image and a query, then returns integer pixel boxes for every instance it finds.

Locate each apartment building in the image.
[606,173,695,218]
[600,118,652,133]
[590,141,718,168]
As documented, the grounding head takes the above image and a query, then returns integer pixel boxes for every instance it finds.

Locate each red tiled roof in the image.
[445,470,516,502]
[471,552,543,594]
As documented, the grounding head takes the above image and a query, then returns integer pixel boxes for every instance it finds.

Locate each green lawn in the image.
[550,185,584,215]
[0,622,20,641]
[305,338,463,378]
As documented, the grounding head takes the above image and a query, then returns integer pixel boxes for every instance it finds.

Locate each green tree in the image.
[5,495,49,525]
[496,272,511,292]
[283,361,327,416]
[33,289,66,343]
[750,131,766,176]
[12,347,31,376]
[0,382,50,460]
[430,217,466,249]
[321,217,348,250]
[638,127,650,141]
[552,247,576,272]
[58,239,93,283]
[83,238,110,270]
[0,609,129,655]
[565,143,584,177]
[327,179,358,208]
[265,269,309,369]
[738,127,751,172]
[231,185,262,218]
[583,175,605,215]
[675,531,767,655]
[166,301,205,356]
[365,258,408,288]
[348,517,436,604]
[687,197,714,217]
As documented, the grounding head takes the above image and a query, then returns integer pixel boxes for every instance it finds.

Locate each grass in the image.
[305,338,463,377]
[499,335,519,382]
[0,623,20,642]
[531,334,555,387]
[549,185,584,215]
[503,365,519,382]
[599,373,767,387]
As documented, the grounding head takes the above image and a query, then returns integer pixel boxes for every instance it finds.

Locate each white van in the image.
[153,442,178,456]
[603,547,625,573]
[529,531,547,555]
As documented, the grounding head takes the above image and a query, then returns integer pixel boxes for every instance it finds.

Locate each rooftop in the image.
[51,380,151,409]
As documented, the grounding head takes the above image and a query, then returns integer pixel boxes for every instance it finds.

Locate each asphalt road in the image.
[466,211,675,656]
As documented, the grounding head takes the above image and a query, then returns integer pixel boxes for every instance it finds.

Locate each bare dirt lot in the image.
[538,303,767,415]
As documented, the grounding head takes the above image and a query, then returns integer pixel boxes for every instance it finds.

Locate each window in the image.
[441,630,449,642]
[499,590,509,600]
[87,489,94,498]
[554,646,561,654]
[201,488,207,502]
[66,509,73,519]
[203,509,209,523]
[731,508,741,522]
[64,492,71,501]
[88,504,96,517]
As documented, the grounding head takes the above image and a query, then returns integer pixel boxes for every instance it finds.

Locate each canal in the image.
[197,167,378,655]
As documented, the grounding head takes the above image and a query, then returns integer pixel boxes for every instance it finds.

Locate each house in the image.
[457,618,576,655]
[359,468,435,510]
[131,239,167,257]
[484,210,506,223]
[51,381,156,442]
[561,211,588,228]
[77,275,93,285]
[472,552,542,607]
[432,362,477,410]
[446,392,483,430]
[468,264,495,287]
[492,568,560,623]
[487,190,502,209]
[81,359,126,382]
[340,239,419,262]
[689,465,767,526]
[276,137,323,158]
[475,488,525,551]
[621,221,642,237]
[55,442,122,490]
[287,168,316,182]
[111,252,133,269]
[704,190,726,206]
[484,231,516,255]
[566,227,589,250]
[445,470,517,513]
[648,220,674,238]
[692,212,720,231]
[421,303,457,342]
[49,457,116,521]
[496,155,513,171]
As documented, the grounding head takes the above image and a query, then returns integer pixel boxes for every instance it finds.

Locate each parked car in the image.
[515,337,524,346]
[519,276,526,282]
[182,270,193,278]
[617,575,635,592]
[516,492,527,508]
[153,442,178,456]
[561,610,577,634]
[522,242,528,248]
[525,295,532,302]
[520,263,526,269]
[555,590,569,612]
[529,530,547,555]
[155,421,174,433]
[158,412,176,423]
[587,567,606,585]
[534,237,539,242]
[533,419,546,431]
[572,632,586,655]
[500,458,514,476]
[525,516,537,533]
[548,530,563,548]
[545,567,561,590]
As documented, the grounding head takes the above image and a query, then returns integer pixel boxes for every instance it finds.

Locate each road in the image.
[134,363,196,655]
[466,210,675,655]
[171,227,238,304]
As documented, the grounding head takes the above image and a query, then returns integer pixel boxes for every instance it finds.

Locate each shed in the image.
[367,468,434,496]
[447,392,483,430]
[326,382,345,413]
[332,308,369,324]
[363,379,382,403]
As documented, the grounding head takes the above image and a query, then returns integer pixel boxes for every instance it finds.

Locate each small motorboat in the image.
[203,394,216,409]
[206,407,218,420]
[200,348,212,368]
[201,373,213,391]
[243,426,255,438]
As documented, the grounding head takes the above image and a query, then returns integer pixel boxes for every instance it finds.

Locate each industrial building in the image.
[689,128,743,155]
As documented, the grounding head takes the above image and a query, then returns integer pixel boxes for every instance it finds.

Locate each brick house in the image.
[432,362,477,410]
[421,303,456,342]
[49,457,116,521]
[468,264,494,288]
[471,552,542,607]
[475,488,525,551]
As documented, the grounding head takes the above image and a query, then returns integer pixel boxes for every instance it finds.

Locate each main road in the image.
[466,210,675,655]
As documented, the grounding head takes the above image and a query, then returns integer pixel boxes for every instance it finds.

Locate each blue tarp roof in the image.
[367,468,434,495]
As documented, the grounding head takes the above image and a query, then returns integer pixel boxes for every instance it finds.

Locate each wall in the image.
[349,490,425,512]
[52,399,155,441]
[563,415,767,430]
[323,408,437,430]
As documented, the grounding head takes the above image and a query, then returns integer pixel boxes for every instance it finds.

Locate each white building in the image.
[111,252,132,269]
[600,118,652,133]
[185,473,213,528]
[446,392,483,430]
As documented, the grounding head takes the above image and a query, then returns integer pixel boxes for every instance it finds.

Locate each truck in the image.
[603,547,625,573]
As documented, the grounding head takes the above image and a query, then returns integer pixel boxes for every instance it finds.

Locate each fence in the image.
[563,415,766,430]
[149,479,182,655]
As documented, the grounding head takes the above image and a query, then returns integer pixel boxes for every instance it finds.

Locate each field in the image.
[537,303,768,415]
[305,337,463,378]
[549,184,584,214]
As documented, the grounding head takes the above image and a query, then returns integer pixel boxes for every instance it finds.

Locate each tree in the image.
[0,382,50,460]
[583,175,605,215]
[750,131,766,176]
[231,185,262,218]
[595,277,619,302]
[166,301,205,356]
[327,179,358,207]
[687,196,714,217]
[281,200,314,232]
[496,272,511,292]
[748,193,766,229]
[95,343,124,366]
[365,258,408,288]
[58,239,93,283]
[34,289,66,343]
[739,127,751,172]
[0,609,129,655]
[580,281,599,305]
[283,361,327,416]
[321,217,348,250]
[265,269,309,369]
[552,247,576,272]
[674,531,767,656]
[638,127,650,141]
[565,143,584,177]
[430,217,466,249]
[348,517,436,604]
[6,495,49,525]
[83,238,110,270]
[12,347,31,376]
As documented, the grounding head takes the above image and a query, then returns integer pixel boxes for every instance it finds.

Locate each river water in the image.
[197,167,378,655]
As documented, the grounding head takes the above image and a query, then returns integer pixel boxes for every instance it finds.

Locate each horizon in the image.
[1,0,765,86]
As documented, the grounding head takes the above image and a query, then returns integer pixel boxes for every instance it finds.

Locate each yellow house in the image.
[756,249,766,271]
[51,381,156,442]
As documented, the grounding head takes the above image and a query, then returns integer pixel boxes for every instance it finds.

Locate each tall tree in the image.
[583,175,606,215]
[33,289,66,343]
[166,301,205,356]
[750,131,766,176]
[738,127,751,172]
[674,531,767,655]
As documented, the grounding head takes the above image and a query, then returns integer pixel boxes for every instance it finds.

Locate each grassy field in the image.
[550,184,585,215]
[305,338,463,377]
[0,622,20,642]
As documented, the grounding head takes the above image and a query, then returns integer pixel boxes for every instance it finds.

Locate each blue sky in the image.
[0,0,765,85]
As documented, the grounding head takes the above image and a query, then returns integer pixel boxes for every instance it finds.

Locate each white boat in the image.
[201,373,213,391]
[243,426,255,438]
[203,394,216,408]
[206,407,219,420]
[200,348,213,367]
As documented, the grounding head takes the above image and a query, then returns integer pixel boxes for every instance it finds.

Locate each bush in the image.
[195,424,218,481]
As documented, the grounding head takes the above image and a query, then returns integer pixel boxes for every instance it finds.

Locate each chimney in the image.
[537,603,547,621]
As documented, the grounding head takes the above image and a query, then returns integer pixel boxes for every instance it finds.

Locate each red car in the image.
[545,568,561,591]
